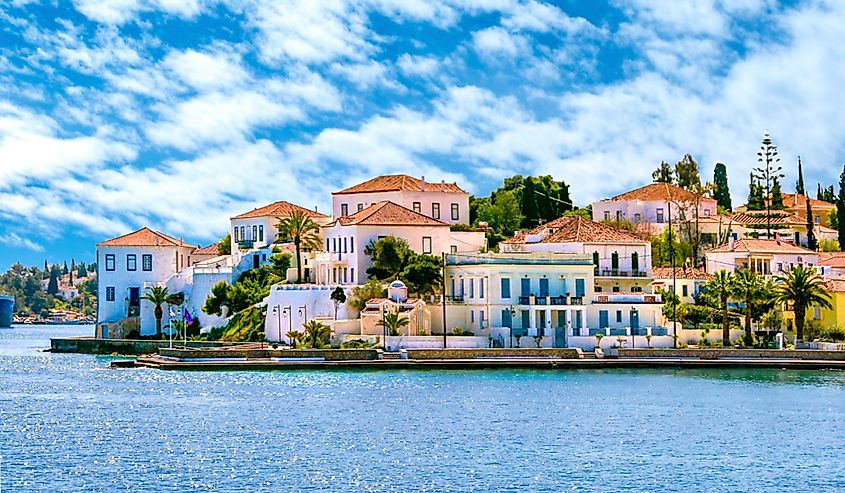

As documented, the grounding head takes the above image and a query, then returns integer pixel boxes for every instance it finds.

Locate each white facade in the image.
[333,187,470,225]
[439,252,665,348]
[316,222,485,286]
[591,183,718,231]
[97,242,194,337]
[705,240,819,275]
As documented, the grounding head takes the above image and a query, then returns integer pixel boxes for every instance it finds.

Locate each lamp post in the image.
[382,304,389,351]
[282,306,292,345]
[298,305,308,323]
[272,305,281,346]
[509,305,516,348]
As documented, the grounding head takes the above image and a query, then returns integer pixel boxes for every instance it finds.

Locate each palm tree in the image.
[276,211,322,283]
[376,312,410,336]
[285,330,304,348]
[730,269,765,343]
[774,266,832,343]
[302,320,331,348]
[705,270,733,346]
[140,286,169,337]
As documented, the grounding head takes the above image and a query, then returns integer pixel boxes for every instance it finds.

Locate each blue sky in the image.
[1,0,844,270]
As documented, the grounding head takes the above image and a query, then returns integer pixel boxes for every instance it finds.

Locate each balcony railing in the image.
[593,294,662,304]
[597,269,649,278]
[237,240,254,249]
[518,295,583,306]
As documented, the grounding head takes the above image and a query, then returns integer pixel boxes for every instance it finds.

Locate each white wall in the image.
[332,189,470,225]
[97,244,194,337]
[263,285,357,342]
[591,198,717,225]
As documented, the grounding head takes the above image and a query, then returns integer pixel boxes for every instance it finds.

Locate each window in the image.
[413,202,421,213]
[480,310,485,327]
[105,254,115,271]
[539,278,549,297]
[604,211,610,221]
[616,310,622,323]
[106,286,115,301]
[501,278,511,298]
[575,278,585,297]
[611,252,619,272]
[259,225,264,242]
[703,209,711,216]
[814,306,822,320]
[631,252,639,272]
[422,236,432,254]
[502,309,512,327]
[325,238,329,252]
[357,203,364,212]
[480,278,485,299]
[126,254,136,271]
[252,225,257,241]
[350,237,354,253]
[451,203,459,221]
[612,286,620,293]
[341,204,348,216]
[593,252,599,274]
[815,215,821,224]
[616,211,622,221]
[350,268,354,281]
[234,227,239,242]
[240,226,245,241]
[432,203,440,219]
[656,208,665,223]
[470,310,475,323]
[631,286,643,293]
[469,279,475,299]
[521,278,531,297]
[682,285,688,297]
[450,245,457,254]
[634,213,641,223]
[142,254,152,271]
[343,268,348,283]
[332,238,337,252]
[343,237,347,253]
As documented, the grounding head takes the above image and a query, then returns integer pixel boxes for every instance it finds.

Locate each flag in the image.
[183,308,193,325]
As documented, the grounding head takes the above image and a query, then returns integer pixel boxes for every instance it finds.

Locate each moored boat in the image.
[0,295,14,328]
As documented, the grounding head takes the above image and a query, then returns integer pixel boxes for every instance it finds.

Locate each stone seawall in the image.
[405,348,583,360]
[157,348,381,361]
[618,348,845,360]
[50,337,250,355]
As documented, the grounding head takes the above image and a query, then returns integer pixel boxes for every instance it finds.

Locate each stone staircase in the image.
[382,352,402,360]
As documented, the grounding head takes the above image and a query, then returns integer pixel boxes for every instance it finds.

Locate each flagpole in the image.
[168,306,173,349]
[183,303,187,347]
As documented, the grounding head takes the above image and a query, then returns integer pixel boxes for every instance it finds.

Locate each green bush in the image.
[821,326,845,342]
[340,339,377,349]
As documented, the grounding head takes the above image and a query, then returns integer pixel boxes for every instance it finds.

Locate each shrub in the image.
[340,339,376,349]
[821,326,845,342]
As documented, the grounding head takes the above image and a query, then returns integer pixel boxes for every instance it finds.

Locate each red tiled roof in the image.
[231,200,327,219]
[819,252,845,268]
[782,193,836,210]
[332,201,446,227]
[708,239,815,254]
[502,216,646,244]
[333,174,466,195]
[729,212,806,226]
[98,227,188,247]
[652,267,714,280]
[609,182,716,203]
[825,279,845,292]
[193,243,220,256]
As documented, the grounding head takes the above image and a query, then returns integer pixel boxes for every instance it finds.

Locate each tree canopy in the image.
[712,162,731,212]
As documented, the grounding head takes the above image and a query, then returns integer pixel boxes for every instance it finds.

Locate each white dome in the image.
[389,280,406,289]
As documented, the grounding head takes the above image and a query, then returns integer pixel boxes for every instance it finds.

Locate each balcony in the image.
[597,269,649,278]
[237,240,254,250]
[518,295,583,306]
[593,293,662,304]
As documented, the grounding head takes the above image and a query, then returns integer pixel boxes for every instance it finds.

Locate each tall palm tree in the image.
[276,211,322,283]
[140,285,169,337]
[302,320,331,348]
[730,269,765,342]
[705,270,734,346]
[774,266,832,343]
[376,312,410,336]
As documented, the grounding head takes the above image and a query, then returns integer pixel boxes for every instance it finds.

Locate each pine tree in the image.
[747,174,765,211]
[806,199,817,251]
[753,132,784,238]
[62,261,68,275]
[652,161,674,183]
[713,162,732,212]
[674,154,701,190]
[838,165,845,251]
[818,183,824,200]
[796,156,805,196]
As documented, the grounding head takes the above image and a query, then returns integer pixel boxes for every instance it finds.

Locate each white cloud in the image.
[162,46,249,91]
[397,54,440,78]
[330,60,403,91]
[472,26,530,60]
[73,0,205,24]
[0,232,45,252]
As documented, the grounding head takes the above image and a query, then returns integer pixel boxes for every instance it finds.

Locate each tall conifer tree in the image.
[796,157,805,195]
[713,162,732,212]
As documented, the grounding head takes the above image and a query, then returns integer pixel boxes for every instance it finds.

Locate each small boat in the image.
[0,295,14,328]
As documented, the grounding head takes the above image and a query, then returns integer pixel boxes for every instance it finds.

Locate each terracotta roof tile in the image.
[334,174,466,195]
[231,200,327,219]
[819,252,845,268]
[729,212,806,226]
[193,243,220,256]
[652,267,714,280]
[503,216,646,245]
[782,193,836,209]
[608,182,716,203]
[98,227,189,247]
[708,238,815,254]
[332,201,447,227]
[825,279,845,292]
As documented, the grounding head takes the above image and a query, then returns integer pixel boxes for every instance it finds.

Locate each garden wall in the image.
[50,337,249,355]
[618,348,845,360]
[157,347,380,360]
[405,348,583,360]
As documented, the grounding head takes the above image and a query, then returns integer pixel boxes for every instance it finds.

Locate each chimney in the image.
[420,176,425,191]
[440,179,445,192]
[314,206,318,213]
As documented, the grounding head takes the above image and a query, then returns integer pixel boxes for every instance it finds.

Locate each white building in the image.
[316,201,486,286]
[652,267,713,303]
[229,200,330,255]
[332,174,470,225]
[591,182,718,233]
[819,252,845,277]
[705,238,819,275]
[96,227,196,338]
[439,252,666,349]
[500,215,653,294]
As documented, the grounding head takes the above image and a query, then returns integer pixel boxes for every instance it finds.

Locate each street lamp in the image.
[382,304,389,351]
[282,306,292,345]
[272,305,281,348]
[509,305,516,348]
[298,305,308,324]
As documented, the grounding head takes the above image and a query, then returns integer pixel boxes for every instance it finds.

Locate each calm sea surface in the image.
[2,325,845,492]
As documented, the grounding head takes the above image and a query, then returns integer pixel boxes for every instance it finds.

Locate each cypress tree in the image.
[62,261,68,275]
[838,165,845,251]
[713,162,731,212]
[806,199,817,251]
[827,185,836,203]
[47,270,58,295]
[770,177,785,210]
[818,183,824,200]
[796,157,805,196]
